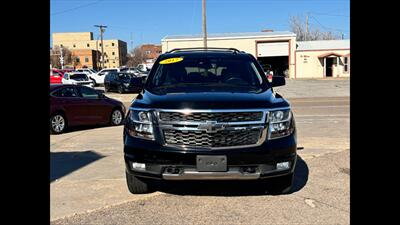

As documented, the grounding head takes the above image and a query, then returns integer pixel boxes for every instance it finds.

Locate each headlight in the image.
[268,109,294,139]
[127,109,154,140]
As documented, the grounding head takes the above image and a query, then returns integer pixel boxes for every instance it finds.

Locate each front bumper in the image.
[124,131,297,181]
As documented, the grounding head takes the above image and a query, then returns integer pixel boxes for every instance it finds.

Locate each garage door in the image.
[257,42,289,57]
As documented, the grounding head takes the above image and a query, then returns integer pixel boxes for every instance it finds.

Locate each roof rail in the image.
[166,47,243,54]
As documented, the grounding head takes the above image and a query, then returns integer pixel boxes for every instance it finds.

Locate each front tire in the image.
[50,113,67,134]
[110,108,124,126]
[126,172,153,194]
[118,85,124,94]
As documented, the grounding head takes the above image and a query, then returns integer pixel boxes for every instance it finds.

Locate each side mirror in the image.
[271,76,285,87]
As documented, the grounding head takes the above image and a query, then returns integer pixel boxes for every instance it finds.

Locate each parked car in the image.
[50,84,126,134]
[123,48,297,194]
[136,64,150,72]
[62,72,94,88]
[89,68,120,86]
[120,67,141,75]
[50,69,63,84]
[75,68,97,75]
[59,68,74,74]
[104,72,145,93]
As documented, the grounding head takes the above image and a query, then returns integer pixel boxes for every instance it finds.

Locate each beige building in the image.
[295,40,350,78]
[161,31,350,79]
[52,32,128,69]
[162,32,297,78]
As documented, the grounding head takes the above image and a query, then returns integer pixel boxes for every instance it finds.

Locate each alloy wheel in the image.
[51,115,65,133]
[112,110,123,125]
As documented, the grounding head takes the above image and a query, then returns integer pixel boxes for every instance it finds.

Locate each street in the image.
[51,91,349,224]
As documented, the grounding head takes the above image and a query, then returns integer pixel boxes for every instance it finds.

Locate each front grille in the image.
[159,111,263,123]
[163,128,263,148]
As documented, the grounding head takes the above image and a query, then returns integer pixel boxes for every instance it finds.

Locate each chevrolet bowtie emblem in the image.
[197,121,226,133]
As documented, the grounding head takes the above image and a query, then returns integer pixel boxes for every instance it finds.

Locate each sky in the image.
[50,0,350,50]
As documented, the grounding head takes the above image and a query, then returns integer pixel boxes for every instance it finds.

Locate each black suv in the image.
[124,48,297,194]
[104,72,145,93]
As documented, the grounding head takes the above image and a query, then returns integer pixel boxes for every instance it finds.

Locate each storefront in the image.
[161,31,350,79]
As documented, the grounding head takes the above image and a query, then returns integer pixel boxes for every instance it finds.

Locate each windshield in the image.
[147,56,266,94]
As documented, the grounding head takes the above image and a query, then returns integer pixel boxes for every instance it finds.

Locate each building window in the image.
[145,50,151,54]
[87,43,90,47]
[99,43,102,47]
[76,58,80,63]
[113,61,115,64]
[60,44,63,47]
[73,44,76,48]
[85,57,89,63]
[112,43,115,46]
[344,56,350,73]
[112,52,115,55]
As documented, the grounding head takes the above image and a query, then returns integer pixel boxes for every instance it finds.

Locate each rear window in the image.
[117,73,132,80]
[147,56,266,93]
[70,73,88,80]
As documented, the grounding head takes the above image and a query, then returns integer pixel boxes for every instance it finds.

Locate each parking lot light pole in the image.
[202,0,207,48]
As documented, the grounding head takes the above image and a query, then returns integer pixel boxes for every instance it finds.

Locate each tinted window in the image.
[78,86,99,99]
[52,87,78,98]
[70,73,88,80]
[117,73,132,81]
[148,56,265,93]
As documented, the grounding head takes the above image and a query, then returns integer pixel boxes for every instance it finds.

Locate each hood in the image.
[131,88,289,110]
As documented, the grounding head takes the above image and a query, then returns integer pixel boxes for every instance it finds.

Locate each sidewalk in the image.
[274,78,349,98]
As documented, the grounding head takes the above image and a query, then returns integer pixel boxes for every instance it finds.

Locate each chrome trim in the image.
[162,168,260,180]
[159,124,265,132]
[128,107,292,149]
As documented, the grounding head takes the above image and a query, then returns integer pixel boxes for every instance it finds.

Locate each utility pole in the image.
[202,0,207,48]
[341,33,344,40]
[130,32,134,52]
[59,46,64,69]
[305,12,309,41]
[94,25,107,69]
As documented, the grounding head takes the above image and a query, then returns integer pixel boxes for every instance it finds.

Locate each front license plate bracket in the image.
[196,155,227,172]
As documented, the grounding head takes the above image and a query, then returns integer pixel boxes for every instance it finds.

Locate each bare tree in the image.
[125,47,146,67]
[50,45,74,68]
[289,15,339,41]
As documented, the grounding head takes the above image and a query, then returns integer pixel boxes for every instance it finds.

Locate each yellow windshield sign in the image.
[159,57,183,65]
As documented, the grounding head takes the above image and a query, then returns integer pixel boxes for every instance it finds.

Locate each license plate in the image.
[196,155,227,172]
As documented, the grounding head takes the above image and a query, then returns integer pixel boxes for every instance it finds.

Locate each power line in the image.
[51,0,104,15]
[309,12,350,17]
[309,15,349,33]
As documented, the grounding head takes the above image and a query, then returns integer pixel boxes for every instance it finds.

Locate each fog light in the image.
[131,162,146,171]
[277,161,290,170]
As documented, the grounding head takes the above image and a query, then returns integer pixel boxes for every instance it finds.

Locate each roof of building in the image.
[297,40,350,51]
[162,31,296,41]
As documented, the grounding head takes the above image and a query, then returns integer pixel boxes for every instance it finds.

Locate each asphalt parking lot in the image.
[51,78,349,224]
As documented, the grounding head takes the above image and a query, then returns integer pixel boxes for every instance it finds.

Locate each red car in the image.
[50,84,126,134]
[50,69,63,84]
